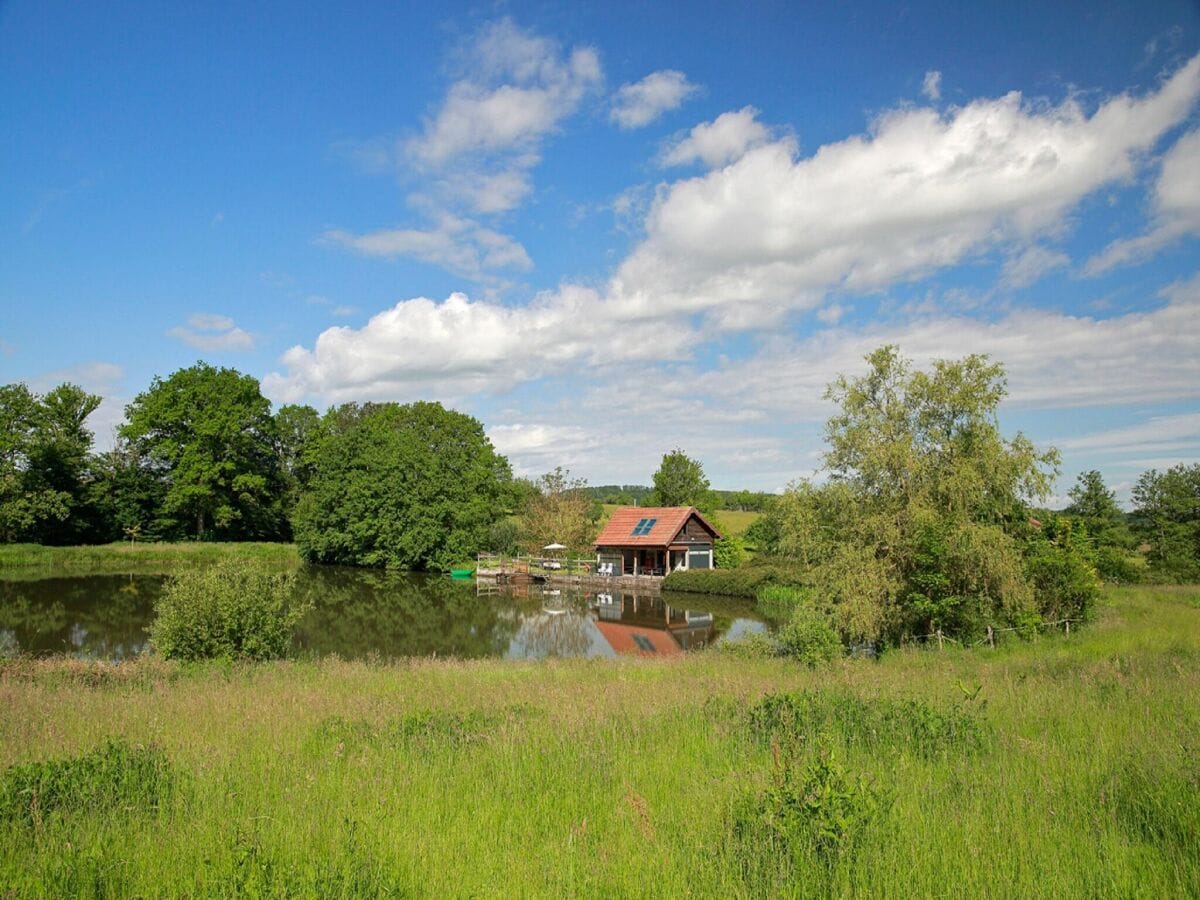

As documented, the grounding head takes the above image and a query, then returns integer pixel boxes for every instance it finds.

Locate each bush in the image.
[715,631,779,659]
[663,563,810,597]
[713,536,747,569]
[1023,536,1101,623]
[755,584,812,620]
[150,559,309,661]
[777,606,842,668]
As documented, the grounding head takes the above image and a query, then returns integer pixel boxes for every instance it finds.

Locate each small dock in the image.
[475,553,666,592]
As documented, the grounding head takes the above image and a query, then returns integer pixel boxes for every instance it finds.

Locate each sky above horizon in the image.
[3,1,1199,505]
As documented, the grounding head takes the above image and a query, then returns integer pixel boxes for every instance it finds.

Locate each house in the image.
[593,506,722,576]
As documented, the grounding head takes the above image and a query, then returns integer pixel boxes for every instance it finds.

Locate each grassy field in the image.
[0,542,302,575]
[1,585,1198,897]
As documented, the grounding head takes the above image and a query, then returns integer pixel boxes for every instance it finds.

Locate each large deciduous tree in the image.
[650,448,713,509]
[0,382,101,543]
[120,363,285,540]
[292,401,512,570]
[770,346,1090,644]
[1133,464,1200,579]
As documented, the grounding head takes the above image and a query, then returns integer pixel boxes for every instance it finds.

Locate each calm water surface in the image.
[0,567,768,661]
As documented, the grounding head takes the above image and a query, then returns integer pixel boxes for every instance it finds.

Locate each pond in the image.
[0,568,769,662]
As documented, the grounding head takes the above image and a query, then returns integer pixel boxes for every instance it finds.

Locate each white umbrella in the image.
[542,543,567,551]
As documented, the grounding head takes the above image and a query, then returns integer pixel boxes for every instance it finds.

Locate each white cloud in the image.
[1084,127,1200,274]
[1055,412,1200,456]
[327,19,602,280]
[922,70,942,102]
[610,70,699,129]
[1000,244,1070,289]
[612,53,1200,323]
[322,214,533,279]
[661,106,770,168]
[167,314,254,352]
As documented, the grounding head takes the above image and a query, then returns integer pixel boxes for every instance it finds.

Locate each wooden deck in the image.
[475,553,666,592]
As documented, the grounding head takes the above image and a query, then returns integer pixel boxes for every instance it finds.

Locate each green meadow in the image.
[1,584,1198,897]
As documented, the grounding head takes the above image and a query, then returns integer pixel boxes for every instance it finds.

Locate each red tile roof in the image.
[593,506,722,548]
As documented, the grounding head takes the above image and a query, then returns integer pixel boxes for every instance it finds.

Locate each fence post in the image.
[987,625,994,648]
[937,628,944,650]
[1065,619,1070,637]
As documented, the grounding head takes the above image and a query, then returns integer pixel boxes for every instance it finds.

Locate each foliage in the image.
[754,584,812,620]
[650,448,713,509]
[292,401,512,571]
[777,606,842,667]
[0,739,175,825]
[519,467,597,554]
[764,347,1068,644]
[149,559,308,661]
[1133,464,1200,581]
[663,562,811,597]
[713,534,746,568]
[743,512,782,553]
[1022,517,1101,623]
[0,382,101,544]
[121,363,286,541]
[730,744,890,892]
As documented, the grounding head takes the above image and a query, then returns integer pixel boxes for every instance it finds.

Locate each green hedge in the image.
[662,563,810,598]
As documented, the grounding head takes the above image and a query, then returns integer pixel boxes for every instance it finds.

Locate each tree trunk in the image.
[196,509,205,540]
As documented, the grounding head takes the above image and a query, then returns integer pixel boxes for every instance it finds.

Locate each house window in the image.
[632,634,656,652]
[687,548,712,570]
[630,517,657,536]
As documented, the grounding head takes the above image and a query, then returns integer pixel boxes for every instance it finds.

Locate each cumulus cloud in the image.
[611,53,1200,323]
[922,70,942,101]
[30,362,126,450]
[610,70,699,129]
[325,19,602,281]
[274,54,1200,440]
[322,214,533,279]
[167,314,254,352]
[661,106,770,168]
[1084,127,1200,274]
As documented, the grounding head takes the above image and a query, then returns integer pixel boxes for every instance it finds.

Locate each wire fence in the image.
[918,617,1078,650]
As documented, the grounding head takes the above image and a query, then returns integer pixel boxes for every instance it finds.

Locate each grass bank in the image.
[1,585,1197,896]
[0,542,302,576]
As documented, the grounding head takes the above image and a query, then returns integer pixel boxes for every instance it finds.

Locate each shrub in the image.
[663,563,810,597]
[0,739,175,825]
[713,536,747,569]
[730,745,889,891]
[150,559,309,661]
[1023,534,1101,623]
[777,606,842,667]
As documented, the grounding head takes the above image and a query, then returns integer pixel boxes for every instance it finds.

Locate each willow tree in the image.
[778,346,1080,644]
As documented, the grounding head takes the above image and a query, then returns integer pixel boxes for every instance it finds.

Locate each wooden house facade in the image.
[593,506,722,576]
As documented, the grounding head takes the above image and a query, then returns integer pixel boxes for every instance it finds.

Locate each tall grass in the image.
[0,584,1197,896]
[0,542,301,575]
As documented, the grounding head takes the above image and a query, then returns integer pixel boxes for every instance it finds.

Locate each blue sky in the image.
[3,1,1199,503]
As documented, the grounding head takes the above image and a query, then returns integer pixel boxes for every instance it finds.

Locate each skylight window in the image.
[631,517,657,536]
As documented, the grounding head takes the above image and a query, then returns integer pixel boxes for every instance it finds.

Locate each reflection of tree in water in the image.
[0,576,158,658]
[294,568,522,660]
[511,611,594,659]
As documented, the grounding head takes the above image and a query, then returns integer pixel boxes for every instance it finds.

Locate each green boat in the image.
[450,568,474,579]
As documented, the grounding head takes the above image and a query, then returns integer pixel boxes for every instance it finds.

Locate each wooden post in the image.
[937,628,944,650]
[987,625,994,648]
[1065,619,1070,637]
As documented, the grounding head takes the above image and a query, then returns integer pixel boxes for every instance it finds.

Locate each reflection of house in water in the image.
[593,593,715,656]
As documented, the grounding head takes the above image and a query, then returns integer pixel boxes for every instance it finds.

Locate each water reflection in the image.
[0,569,766,662]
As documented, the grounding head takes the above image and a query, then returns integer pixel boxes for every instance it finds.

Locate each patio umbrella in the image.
[542,543,567,551]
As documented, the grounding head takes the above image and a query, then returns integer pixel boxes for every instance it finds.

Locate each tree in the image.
[520,467,597,554]
[0,382,101,543]
[120,363,285,540]
[650,448,713,509]
[1133,464,1200,579]
[773,346,1090,645]
[292,401,512,570]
